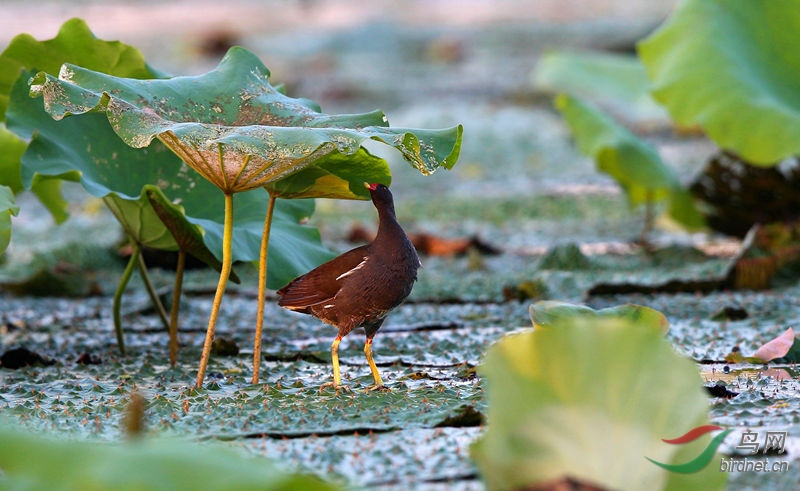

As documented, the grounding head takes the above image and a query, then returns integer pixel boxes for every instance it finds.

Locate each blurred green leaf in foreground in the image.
[0,422,339,491]
[471,301,725,491]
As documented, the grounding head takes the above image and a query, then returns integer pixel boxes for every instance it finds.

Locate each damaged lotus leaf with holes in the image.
[11,64,331,287]
[31,46,462,198]
[11,55,330,287]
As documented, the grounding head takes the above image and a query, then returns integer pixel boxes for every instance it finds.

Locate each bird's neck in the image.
[373,202,419,265]
[370,193,394,233]
[375,206,401,237]
[375,197,396,219]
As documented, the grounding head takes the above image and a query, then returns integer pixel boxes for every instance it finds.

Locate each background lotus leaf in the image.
[638,0,800,165]
[532,50,668,125]
[30,46,462,197]
[555,92,674,204]
[471,314,725,491]
[0,124,32,201]
[0,18,154,117]
[555,92,704,229]
[0,18,165,223]
[0,185,18,254]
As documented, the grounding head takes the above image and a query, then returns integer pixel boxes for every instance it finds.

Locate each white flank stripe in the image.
[335,257,368,281]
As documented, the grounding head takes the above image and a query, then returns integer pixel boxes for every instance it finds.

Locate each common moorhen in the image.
[277,182,420,391]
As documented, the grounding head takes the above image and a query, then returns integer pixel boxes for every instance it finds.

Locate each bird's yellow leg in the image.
[332,335,342,387]
[320,335,349,392]
[365,337,388,392]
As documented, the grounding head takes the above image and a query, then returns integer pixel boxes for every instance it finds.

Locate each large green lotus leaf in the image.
[36,46,380,129]
[532,50,669,124]
[0,423,337,491]
[9,72,332,287]
[555,93,704,228]
[470,315,726,491]
[30,46,462,195]
[0,18,160,223]
[10,70,182,198]
[530,300,669,334]
[0,18,154,119]
[0,185,18,254]
[638,0,800,165]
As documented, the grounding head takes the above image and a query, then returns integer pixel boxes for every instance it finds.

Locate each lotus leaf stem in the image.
[112,241,140,356]
[196,193,234,387]
[640,190,655,246]
[169,250,186,366]
[252,193,277,384]
[135,250,171,331]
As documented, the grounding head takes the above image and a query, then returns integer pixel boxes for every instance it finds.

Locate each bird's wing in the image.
[276,245,369,309]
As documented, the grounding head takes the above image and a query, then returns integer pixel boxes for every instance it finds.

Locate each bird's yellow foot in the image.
[319,381,351,393]
[366,383,390,393]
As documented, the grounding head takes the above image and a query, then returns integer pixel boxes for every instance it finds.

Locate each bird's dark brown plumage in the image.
[276,183,420,390]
